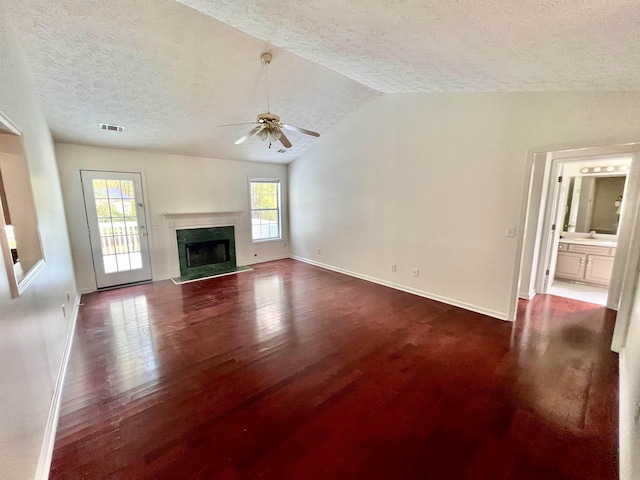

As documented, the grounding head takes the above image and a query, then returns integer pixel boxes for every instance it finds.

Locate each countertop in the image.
[559,238,617,248]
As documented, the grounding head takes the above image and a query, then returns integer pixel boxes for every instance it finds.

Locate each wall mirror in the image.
[0,112,45,298]
[562,163,629,235]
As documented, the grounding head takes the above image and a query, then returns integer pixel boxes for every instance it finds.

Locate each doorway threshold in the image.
[547,280,608,306]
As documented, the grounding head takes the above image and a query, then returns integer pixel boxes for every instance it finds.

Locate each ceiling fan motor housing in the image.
[257,112,280,123]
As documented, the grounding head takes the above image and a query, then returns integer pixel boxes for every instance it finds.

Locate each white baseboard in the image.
[34,296,80,480]
[519,289,537,300]
[290,256,510,321]
[152,274,174,282]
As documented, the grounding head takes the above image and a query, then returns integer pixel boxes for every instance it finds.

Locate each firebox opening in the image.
[185,239,230,268]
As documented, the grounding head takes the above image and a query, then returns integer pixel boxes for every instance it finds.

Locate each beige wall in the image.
[289,92,640,320]
[55,143,290,292]
[0,7,78,480]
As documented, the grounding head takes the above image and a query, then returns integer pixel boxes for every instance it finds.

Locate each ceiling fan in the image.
[219,52,320,149]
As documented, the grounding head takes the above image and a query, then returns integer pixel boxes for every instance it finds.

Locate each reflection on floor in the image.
[548,279,608,306]
[50,260,619,479]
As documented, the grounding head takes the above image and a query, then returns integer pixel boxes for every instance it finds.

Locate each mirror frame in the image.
[0,111,45,298]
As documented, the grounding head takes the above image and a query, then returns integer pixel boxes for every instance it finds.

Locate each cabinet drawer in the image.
[558,243,568,251]
[568,244,610,255]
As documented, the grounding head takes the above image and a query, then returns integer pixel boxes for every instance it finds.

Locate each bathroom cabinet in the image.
[556,241,616,286]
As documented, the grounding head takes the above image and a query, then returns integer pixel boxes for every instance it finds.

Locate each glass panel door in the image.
[81,171,152,289]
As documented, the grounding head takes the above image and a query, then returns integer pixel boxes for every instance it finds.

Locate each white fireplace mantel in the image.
[161,211,243,228]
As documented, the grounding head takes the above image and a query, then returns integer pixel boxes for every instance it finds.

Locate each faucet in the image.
[589,230,597,239]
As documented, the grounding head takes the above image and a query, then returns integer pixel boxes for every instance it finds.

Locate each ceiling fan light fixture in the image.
[257,129,268,141]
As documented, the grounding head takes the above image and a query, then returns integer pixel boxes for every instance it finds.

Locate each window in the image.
[250,179,281,242]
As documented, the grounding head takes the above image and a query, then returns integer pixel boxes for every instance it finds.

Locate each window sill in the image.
[251,238,284,245]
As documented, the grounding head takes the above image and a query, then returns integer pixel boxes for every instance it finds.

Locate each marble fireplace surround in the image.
[162,211,243,280]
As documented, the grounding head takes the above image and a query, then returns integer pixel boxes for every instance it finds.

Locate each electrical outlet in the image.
[412,268,419,277]
[505,226,516,237]
[391,264,397,272]
[317,248,321,254]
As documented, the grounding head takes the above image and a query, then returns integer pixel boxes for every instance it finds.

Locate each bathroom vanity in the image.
[556,238,616,286]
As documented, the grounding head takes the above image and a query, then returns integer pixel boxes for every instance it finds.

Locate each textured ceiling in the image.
[4,0,379,164]
[179,0,640,92]
[5,1,639,165]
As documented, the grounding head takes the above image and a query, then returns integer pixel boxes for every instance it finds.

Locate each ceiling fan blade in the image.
[278,129,292,149]
[235,126,262,145]
[218,122,260,127]
[282,124,320,137]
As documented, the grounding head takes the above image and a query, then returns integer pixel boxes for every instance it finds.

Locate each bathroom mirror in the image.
[562,174,627,235]
[0,112,45,298]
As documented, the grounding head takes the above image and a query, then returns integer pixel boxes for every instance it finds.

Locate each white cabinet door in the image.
[555,252,586,281]
[585,254,614,286]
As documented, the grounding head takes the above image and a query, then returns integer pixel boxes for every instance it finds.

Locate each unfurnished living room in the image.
[2,1,640,479]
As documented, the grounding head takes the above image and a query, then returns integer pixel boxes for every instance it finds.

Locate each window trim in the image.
[249,177,282,243]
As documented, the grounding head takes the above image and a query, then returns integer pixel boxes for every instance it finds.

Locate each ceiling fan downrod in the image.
[261,52,272,113]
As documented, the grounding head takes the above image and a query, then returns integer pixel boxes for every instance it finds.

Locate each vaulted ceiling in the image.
[5,1,639,164]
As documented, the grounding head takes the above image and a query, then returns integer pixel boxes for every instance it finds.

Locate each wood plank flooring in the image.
[50,259,618,479]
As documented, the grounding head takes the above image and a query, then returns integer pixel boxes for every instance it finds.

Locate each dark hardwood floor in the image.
[50,259,618,479]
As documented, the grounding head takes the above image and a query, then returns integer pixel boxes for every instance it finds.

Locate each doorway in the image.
[543,156,631,305]
[81,170,152,289]
[514,143,640,333]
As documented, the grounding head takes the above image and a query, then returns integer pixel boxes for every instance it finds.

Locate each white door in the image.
[81,170,152,289]
[543,169,568,291]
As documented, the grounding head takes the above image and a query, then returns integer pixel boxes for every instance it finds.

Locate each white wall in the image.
[0,7,78,480]
[618,165,640,479]
[55,143,290,292]
[289,92,640,320]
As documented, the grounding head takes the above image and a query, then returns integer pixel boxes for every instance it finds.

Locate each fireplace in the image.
[186,239,230,268]
[176,226,236,280]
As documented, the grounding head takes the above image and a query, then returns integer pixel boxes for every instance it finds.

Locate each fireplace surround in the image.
[162,211,250,284]
[176,226,236,280]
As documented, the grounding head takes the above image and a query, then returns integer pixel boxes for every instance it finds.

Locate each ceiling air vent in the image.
[99,123,125,132]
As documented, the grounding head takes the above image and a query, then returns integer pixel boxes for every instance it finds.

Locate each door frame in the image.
[537,153,632,297]
[80,169,155,289]
[510,142,640,352]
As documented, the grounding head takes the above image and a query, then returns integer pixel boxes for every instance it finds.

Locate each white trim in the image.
[161,211,243,227]
[16,258,46,296]
[519,290,537,301]
[290,255,509,321]
[0,110,22,135]
[34,297,80,480]
[248,178,282,243]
